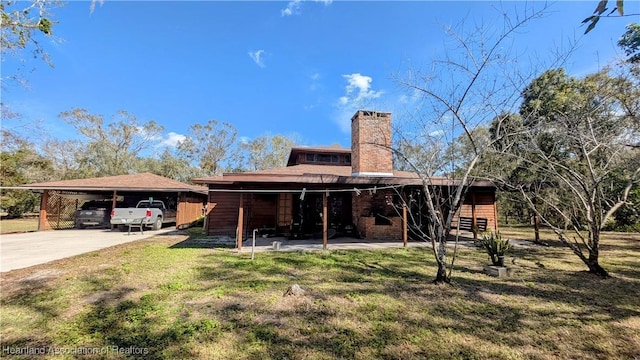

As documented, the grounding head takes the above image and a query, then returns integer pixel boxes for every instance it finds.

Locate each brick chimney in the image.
[351,110,393,176]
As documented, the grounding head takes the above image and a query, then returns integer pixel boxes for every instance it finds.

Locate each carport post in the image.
[111,191,118,230]
[38,190,51,231]
[322,191,327,250]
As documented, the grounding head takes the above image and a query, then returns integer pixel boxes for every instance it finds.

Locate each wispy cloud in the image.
[281,0,302,16]
[335,73,384,133]
[309,72,321,91]
[248,50,266,68]
[281,0,332,17]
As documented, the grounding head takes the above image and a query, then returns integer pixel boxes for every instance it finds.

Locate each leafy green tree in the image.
[177,120,237,176]
[58,108,164,176]
[239,134,298,171]
[0,147,52,217]
[135,148,204,183]
[618,23,640,64]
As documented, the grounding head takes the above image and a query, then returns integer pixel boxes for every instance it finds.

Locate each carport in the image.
[20,173,208,231]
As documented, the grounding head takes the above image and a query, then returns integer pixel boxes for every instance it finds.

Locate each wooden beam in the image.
[471,192,477,241]
[322,191,328,250]
[237,193,244,250]
[402,204,408,247]
[38,190,50,231]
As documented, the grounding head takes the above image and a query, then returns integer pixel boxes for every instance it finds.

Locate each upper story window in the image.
[305,153,340,163]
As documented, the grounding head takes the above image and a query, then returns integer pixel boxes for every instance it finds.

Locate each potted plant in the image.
[481,232,512,276]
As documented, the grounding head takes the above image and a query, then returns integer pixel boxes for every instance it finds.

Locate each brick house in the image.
[195,110,497,247]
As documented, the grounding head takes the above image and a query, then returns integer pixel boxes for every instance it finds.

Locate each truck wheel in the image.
[153,217,162,230]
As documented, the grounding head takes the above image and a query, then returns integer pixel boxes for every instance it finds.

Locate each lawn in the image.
[0,217,39,234]
[1,227,639,359]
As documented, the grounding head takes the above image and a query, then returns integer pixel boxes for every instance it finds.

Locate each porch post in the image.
[402,204,408,247]
[238,192,244,250]
[176,191,182,229]
[38,190,50,231]
[471,192,477,241]
[322,191,328,250]
[492,191,499,232]
[110,191,117,230]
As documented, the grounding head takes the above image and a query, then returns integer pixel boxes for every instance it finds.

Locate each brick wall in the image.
[351,111,393,175]
[352,188,402,240]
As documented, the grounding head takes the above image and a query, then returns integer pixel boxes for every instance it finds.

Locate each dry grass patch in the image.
[0,217,38,233]
[1,228,639,359]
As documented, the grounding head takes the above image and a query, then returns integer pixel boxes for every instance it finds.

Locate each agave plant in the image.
[481,232,510,266]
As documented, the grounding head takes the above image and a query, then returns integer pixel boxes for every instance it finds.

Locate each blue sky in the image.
[2,1,634,151]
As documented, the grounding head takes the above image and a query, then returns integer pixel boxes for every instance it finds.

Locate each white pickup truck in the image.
[110,200,177,231]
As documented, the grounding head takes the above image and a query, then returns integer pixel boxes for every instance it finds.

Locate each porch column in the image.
[471,192,477,241]
[237,193,244,250]
[402,204,408,247]
[322,191,328,250]
[176,192,182,229]
[38,190,51,231]
[492,192,499,232]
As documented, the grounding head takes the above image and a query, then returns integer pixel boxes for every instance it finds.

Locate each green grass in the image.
[1,228,639,359]
[0,217,39,233]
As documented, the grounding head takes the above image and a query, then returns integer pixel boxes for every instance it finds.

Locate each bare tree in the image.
[492,65,640,277]
[394,4,552,283]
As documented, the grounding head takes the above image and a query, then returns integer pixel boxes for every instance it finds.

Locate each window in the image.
[344,154,351,164]
[304,153,342,163]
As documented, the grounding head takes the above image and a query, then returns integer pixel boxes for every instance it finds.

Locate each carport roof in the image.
[20,173,208,195]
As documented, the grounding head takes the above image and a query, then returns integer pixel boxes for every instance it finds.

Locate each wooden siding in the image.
[452,191,498,232]
[207,192,241,236]
[176,193,205,229]
[247,194,278,231]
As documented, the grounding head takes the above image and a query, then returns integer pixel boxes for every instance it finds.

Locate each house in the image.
[194,110,497,248]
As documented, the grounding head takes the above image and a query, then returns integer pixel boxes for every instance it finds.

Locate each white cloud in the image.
[159,132,187,148]
[248,50,266,68]
[281,0,301,16]
[136,126,162,141]
[239,136,251,144]
[342,73,384,104]
[334,73,384,133]
[428,130,445,137]
[281,0,331,16]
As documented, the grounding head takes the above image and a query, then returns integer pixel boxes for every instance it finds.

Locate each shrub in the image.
[481,232,510,266]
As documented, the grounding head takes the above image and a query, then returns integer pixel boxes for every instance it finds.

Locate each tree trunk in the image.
[433,236,450,284]
[585,256,609,277]
[434,261,450,284]
[586,228,609,278]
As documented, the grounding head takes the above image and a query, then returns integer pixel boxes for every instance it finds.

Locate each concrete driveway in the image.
[0,227,176,272]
